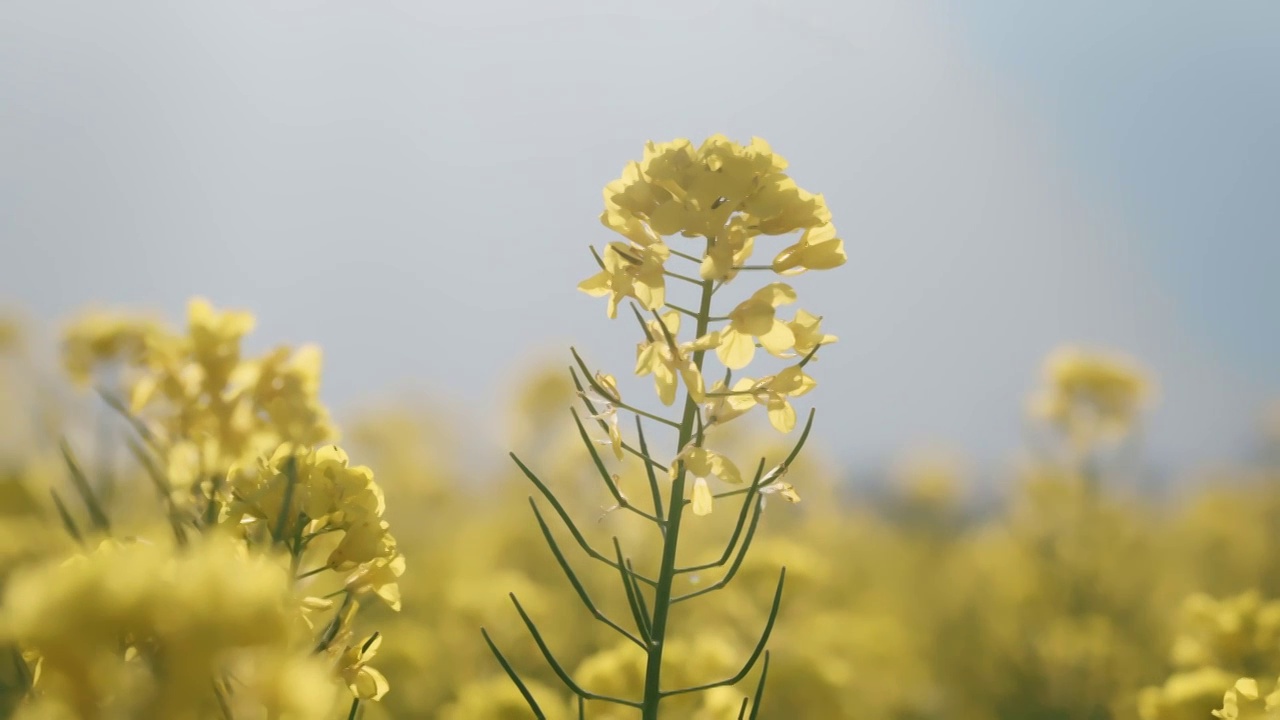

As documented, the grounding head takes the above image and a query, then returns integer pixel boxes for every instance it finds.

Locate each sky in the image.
[1,1,1276,478]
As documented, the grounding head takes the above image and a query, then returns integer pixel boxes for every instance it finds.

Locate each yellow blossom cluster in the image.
[0,535,337,720]
[62,298,335,494]
[1140,592,1280,720]
[0,300,405,718]
[576,136,843,523]
[228,444,405,611]
[1032,345,1153,447]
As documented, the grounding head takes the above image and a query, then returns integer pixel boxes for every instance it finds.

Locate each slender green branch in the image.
[296,566,328,580]
[529,500,646,648]
[49,490,84,546]
[748,651,771,719]
[60,439,111,533]
[567,366,672,470]
[588,245,606,270]
[626,558,653,638]
[668,247,703,264]
[510,453,657,587]
[313,592,355,654]
[633,416,665,530]
[570,408,663,525]
[661,569,785,697]
[676,459,766,574]
[571,350,681,430]
[95,387,159,448]
[672,501,763,604]
[124,437,188,545]
[796,343,823,369]
[664,269,704,286]
[781,409,817,468]
[481,628,548,719]
[629,303,656,342]
[509,593,644,708]
[612,538,652,644]
[272,454,299,545]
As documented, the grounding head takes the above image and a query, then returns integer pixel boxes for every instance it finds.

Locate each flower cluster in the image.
[0,536,338,719]
[1140,592,1280,719]
[1031,345,1153,447]
[578,136,843,515]
[228,444,405,612]
[62,298,335,494]
[8,297,406,716]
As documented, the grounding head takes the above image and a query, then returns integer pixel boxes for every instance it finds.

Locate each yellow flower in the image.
[696,283,798,370]
[675,446,742,516]
[60,310,164,385]
[327,518,397,570]
[703,379,751,428]
[187,297,255,390]
[788,310,838,358]
[578,241,670,318]
[772,222,847,275]
[338,634,391,701]
[1031,346,1153,443]
[344,554,406,611]
[234,344,335,447]
[699,214,757,282]
[721,365,817,433]
[635,311,705,406]
[600,136,832,266]
[1214,676,1280,719]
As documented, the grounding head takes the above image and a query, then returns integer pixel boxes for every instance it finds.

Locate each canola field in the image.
[0,137,1277,719]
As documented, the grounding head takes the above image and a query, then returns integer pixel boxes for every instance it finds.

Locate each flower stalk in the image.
[488,135,846,717]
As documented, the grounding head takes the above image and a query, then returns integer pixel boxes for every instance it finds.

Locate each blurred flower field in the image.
[0,137,1278,719]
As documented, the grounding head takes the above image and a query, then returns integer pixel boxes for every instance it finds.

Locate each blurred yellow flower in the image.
[1032,346,1153,444]
[1214,677,1280,720]
[338,634,390,701]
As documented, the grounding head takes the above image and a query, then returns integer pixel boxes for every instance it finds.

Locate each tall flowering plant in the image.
[485,136,846,718]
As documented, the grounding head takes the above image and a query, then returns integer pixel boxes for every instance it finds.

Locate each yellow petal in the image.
[753,282,798,308]
[757,321,796,357]
[717,329,756,370]
[577,271,613,297]
[691,477,713,516]
[766,399,797,433]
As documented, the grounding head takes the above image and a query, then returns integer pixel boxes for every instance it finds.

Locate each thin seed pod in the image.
[480,629,547,719]
[528,500,645,648]
[60,438,110,533]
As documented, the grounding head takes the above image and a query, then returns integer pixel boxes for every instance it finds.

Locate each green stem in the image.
[641,245,716,719]
[668,247,703,264]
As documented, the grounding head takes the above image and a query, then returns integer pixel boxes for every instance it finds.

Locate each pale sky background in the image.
[1,1,1276,478]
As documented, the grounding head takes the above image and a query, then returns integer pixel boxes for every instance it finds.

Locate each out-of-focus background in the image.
[2,0,1276,475]
[5,5,1280,720]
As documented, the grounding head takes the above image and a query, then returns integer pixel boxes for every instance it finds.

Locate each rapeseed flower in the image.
[635,311,704,405]
[695,283,798,369]
[578,241,670,318]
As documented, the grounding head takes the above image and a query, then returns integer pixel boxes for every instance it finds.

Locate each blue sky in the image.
[956,2,1280,379]
[1,1,1275,477]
